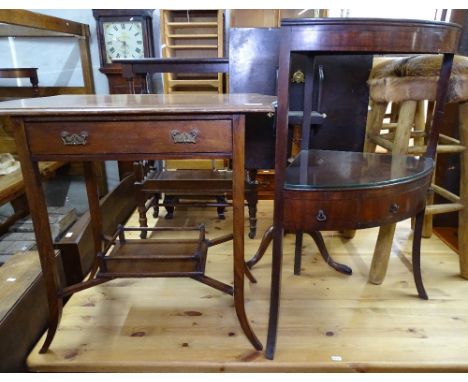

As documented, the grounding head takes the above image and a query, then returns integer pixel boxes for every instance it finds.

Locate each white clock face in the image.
[103,21,145,63]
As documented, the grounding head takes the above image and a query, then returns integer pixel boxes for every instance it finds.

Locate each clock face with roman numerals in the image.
[103,21,145,63]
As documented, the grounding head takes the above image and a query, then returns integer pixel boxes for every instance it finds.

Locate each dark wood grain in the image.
[265,17,461,360]
[4,93,271,353]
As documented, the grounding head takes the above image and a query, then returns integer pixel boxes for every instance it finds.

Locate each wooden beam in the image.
[0,24,73,38]
[0,10,85,38]
[0,87,90,99]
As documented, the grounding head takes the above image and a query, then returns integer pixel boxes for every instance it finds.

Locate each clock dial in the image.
[103,21,145,63]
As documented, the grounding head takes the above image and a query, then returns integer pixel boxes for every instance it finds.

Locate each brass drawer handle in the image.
[316,209,327,222]
[389,203,400,214]
[61,131,88,145]
[170,129,198,144]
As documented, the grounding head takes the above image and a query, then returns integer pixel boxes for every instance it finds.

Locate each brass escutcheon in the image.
[291,70,305,84]
[60,131,88,145]
[170,129,198,144]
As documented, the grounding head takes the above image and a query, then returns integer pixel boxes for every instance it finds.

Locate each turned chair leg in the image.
[368,100,417,284]
[137,193,148,239]
[216,195,227,219]
[152,193,160,218]
[164,195,175,219]
[246,194,258,239]
[246,169,258,239]
[294,232,303,275]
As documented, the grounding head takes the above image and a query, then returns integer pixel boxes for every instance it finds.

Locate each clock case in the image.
[93,9,154,94]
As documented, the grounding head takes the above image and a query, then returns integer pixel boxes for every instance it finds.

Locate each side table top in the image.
[0,93,276,116]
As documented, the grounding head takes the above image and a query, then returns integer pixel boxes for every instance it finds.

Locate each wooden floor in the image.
[27,201,468,372]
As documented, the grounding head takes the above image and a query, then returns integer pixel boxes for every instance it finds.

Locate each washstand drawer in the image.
[25,119,232,156]
[282,175,431,232]
[283,192,359,231]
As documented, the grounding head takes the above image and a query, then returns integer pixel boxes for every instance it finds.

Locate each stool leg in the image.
[423,167,436,238]
[459,102,468,279]
[417,101,435,238]
[358,101,389,244]
[369,100,417,284]
[369,223,396,284]
[363,100,388,153]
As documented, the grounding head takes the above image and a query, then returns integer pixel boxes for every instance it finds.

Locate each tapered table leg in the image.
[232,114,262,350]
[265,225,283,359]
[12,118,63,353]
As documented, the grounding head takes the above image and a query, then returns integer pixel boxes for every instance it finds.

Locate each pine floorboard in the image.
[27,201,468,372]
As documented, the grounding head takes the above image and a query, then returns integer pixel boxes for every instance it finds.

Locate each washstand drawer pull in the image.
[316,209,327,222]
[389,203,400,214]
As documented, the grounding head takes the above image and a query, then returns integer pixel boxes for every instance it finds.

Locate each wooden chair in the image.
[264,18,460,360]
[119,58,260,239]
[0,68,39,100]
[365,54,468,283]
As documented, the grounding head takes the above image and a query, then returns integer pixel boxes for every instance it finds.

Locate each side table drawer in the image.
[26,119,232,156]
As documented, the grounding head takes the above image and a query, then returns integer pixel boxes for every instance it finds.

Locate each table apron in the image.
[25,118,233,158]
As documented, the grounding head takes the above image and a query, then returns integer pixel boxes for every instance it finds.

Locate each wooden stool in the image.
[365,54,468,282]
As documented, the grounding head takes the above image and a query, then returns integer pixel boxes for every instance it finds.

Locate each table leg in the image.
[265,225,283,360]
[11,118,63,353]
[232,114,262,350]
[83,162,104,279]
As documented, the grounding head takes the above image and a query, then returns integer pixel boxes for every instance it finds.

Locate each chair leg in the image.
[246,225,273,269]
[413,209,428,300]
[294,231,303,275]
[266,226,283,360]
[164,195,175,219]
[216,195,227,220]
[246,193,258,239]
[137,193,148,239]
[246,169,258,239]
[369,100,417,284]
[152,193,160,218]
[308,231,352,275]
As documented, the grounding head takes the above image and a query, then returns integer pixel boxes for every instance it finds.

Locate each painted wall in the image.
[0,9,163,94]
[0,9,108,93]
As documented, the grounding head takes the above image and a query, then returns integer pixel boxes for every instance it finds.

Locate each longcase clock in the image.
[93,9,154,94]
